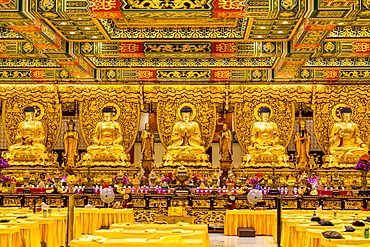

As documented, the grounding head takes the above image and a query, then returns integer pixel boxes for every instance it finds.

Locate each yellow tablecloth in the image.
[74,208,134,234]
[0,225,21,247]
[2,221,41,247]
[321,236,370,247]
[71,238,204,247]
[28,217,58,247]
[94,229,209,247]
[110,223,208,232]
[224,210,276,236]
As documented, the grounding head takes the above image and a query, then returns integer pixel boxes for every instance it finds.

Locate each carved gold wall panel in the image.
[2,87,62,151]
[157,100,216,150]
[79,97,140,152]
[313,85,370,153]
[234,100,295,153]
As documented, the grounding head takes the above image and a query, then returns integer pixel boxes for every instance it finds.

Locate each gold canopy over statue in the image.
[83,106,130,166]
[323,106,369,168]
[240,106,290,168]
[161,104,210,167]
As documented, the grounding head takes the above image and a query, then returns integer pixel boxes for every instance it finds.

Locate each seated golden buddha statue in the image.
[9,106,46,154]
[323,107,368,168]
[241,106,290,168]
[161,106,210,167]
[5,106,50,165]
[84,107,130,166]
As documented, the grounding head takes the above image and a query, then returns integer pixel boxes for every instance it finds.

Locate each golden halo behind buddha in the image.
[332,103,351,122]
[253,103,274,121]
[177,102,197,120]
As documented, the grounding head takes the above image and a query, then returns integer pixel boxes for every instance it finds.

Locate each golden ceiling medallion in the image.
[262,42,275,53]
[253,103,274,121]
[281,0,297,10]
[324,42,335,53]
[81,42,93,53]
[22,43,34,53]
[332,103,350,122]
[59,70,69,79]
[39,0,55,11]
[301,69,310,79]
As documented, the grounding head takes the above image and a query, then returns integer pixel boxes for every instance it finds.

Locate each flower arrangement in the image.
[307,177,320,185]
[354,159,370,171]
[0,175,11,183]
[248,178,259,185]
[0,158,9,168]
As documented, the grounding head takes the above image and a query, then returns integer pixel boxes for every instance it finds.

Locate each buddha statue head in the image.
[24,106,35,121]
[180,106,193,122]
[340,107,352,122]
[298,120,306,130]
[145,123,150,131]
[222,123,229,132]
[259,106,271,122]
[102,107,114,121]
[67,120,75,131]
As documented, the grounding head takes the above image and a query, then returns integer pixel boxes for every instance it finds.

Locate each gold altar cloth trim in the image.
[110,223,208,232]
[71,237,204,247]
[94,229,209,247]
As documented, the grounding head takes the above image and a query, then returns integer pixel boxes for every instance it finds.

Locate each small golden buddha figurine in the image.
[63,120,79,167]
[219,124,233,161]
[87,107,124,154]
[328,107,368,156]
[141,123,155,160]
[162,105,210,167]
[9,106,46,153]
[247,107,286,155]
[167,106,205,154]
[294,120,311,170]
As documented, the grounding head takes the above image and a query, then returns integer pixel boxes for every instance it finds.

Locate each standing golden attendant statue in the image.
[294,120,310,171]
[219,124,233,183]
[140,123,155,179]
[240,106,290,168]
[83,106,130,167]
[63,120,79,167]
[161,105,210,167]
[323,107,368,168]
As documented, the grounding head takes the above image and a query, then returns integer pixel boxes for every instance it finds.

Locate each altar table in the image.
[73,208,134,234]
[224,210,276,236]
[0,225,21,247]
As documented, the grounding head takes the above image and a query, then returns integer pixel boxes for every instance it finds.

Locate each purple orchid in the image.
[0,175,11,183]
[354,159,370,171]
[307,177,319,185]
[248,178,259,185]
[162,177,170,183]
[0,158,9,168]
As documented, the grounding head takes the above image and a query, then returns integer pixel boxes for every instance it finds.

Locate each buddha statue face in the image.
[299,120,306,130]
[25,111,34,121]
[181,112,192,122]
[260,112,270,122]
[145,123,150,130]
[341,113,351,122]
[222,124,228,132]
[103,112,112,121]
[67,121,75,131]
